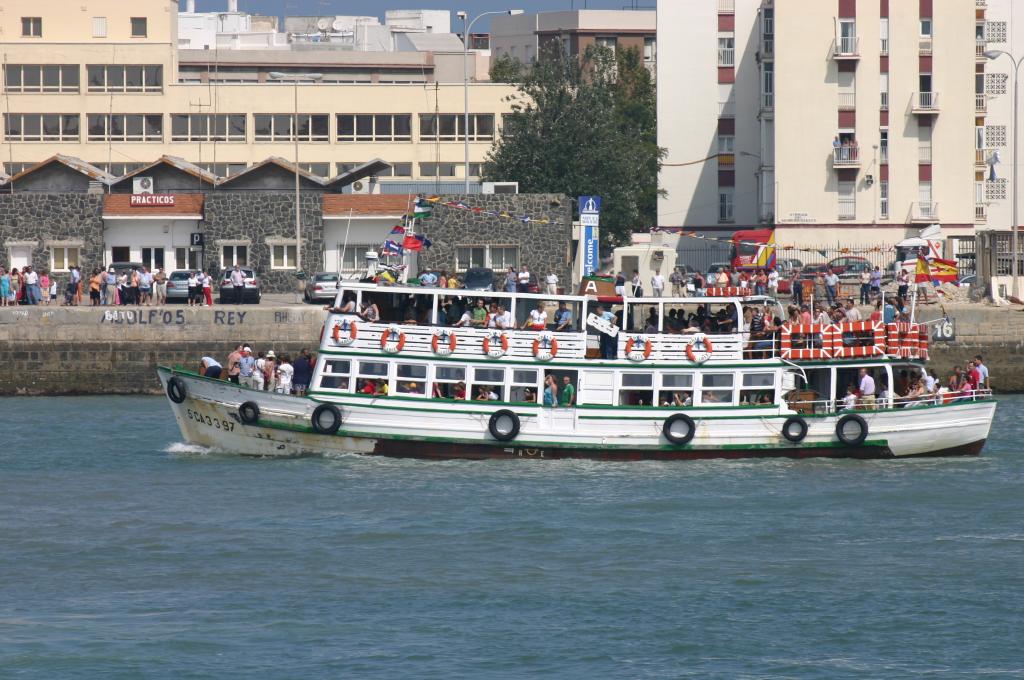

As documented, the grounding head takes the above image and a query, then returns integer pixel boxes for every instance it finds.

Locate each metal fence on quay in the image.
[675,237,900,274]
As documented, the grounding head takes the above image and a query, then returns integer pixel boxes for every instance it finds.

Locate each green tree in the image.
[489,54,525,83]
[483,45,664,247]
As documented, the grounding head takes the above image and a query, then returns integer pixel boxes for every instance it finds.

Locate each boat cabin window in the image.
[625,301,740,334]
[510,369,540,403]
[432,365,466,400]
[619,372,654,406]
[740,371,776,405]
[786,368,832,415]
[658,373,694,407]
[356,360,389,396]
[473,367,506,402]
[699,373,735,406]
[320,359,351,391]
[396,364,428,397]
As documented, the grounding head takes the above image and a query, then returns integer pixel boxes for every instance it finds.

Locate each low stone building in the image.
[0,155,572,293]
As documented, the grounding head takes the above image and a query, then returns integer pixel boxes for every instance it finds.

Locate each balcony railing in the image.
[919,145,932,163]
[976,93,987,112]
[880,37,888,55]
[880,145,888,163]
[913,92,939,112]
[761,37,774,58]
[718,48,735,67]
[838,92,856,109]
[880,91,889,110]
[838,197,856,220]
[976,203,987,222]
[762,93,774,110]
[718,0,735,13]
[977,40,988,59]
[833,145,861,166]
[976,148,989,166]
[919,38,933,55]
[833,36,859,58]
[719,100,736,117]
[913,201,939,222]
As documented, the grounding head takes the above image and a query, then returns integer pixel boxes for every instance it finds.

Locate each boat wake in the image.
[164,442,216,456]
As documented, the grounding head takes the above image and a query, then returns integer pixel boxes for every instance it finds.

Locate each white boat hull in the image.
[157,368,995,460]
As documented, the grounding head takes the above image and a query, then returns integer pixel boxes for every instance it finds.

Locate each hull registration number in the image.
[186,408,236,432]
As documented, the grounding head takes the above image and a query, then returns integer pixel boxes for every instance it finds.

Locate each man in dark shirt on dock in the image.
[292,348,313,396]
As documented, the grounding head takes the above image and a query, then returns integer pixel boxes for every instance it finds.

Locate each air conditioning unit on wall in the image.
[133,176,154,194]
[482,181,519,194]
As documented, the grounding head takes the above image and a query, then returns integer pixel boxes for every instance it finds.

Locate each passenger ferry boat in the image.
[158,282,996,460]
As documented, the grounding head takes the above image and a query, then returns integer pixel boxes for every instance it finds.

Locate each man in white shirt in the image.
[544,272,558,295]
[517,266,531,292]
[23,266,40,305]
[229,265,246,305]
[767,269,779,297]
[844,299,862,322]
[495,304,513,329]
[858,368,876,409]
[974,354,989,389]
[650,270,665,297]
[824,270,839,305]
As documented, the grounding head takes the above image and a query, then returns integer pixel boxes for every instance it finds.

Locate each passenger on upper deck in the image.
[554,301,572,332]
[523,301,548,331]
[358,300,380,323]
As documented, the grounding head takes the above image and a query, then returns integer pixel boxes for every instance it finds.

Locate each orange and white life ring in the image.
[431,328,458,356]
[624,335,653,362]
[332,319,358,346]
[380,324,406,354]
[532,331,558,362]
[482,331,510,358]
[685,333,714,363]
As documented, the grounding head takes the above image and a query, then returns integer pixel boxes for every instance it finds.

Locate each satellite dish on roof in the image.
[332,18,347,31]
[316,18,332,31]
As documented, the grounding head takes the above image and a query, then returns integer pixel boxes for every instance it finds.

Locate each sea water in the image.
[1,396,1023,679]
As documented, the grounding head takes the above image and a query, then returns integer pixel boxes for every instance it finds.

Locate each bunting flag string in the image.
[417,195,566,226]
[649,226,899,255]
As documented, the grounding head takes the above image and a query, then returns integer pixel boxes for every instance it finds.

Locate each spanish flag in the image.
[929,258,958,284]
[915,256,930,283]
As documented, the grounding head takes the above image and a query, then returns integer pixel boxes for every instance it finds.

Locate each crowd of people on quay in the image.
[198,345,317,396]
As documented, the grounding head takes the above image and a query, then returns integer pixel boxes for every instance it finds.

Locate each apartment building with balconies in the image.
[0,0,515,185]
[659,0,982,252]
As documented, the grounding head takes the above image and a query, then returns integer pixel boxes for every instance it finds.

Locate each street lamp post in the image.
[984,50,1023,298]
[459,9,523,194]
[269,71,323,276]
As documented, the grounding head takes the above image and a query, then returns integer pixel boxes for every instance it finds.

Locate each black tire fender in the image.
[781,416,809,444]
[663,413,696,446]
[836,413,869,447]
[167,376,188,404]
[311,403,343,435]
[488,410,521,442]
[238,401,260,425]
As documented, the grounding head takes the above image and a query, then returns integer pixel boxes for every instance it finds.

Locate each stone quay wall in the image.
[0,304,1021,396]
[0,306,324,395]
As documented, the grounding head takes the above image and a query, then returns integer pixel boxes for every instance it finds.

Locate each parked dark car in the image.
[462,267,496,291]
[828,255,872,276]
[799,263,831,279]
[218,268,261,304]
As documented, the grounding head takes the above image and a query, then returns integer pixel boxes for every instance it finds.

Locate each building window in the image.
[880,180,889,219]
[762,62,774,109]
[170,114,246,142]
[643,37,656,63]
[420,162,458,178]
[919,125,933,163]
[299,162,330,177]
[918,182,934,217]
[253,114,329,142]
[4,114,79,142]
[375,163,413,178]
[595,36,617,53]
[4,64,80,93]
[837,20,857,54]
[838,181,856,219]
[50,247,79,272]
[93,17,107,38]
[454,245,518,272]
[21,17,42,37]
[222,245,248,268]
[880,129,888,163]
[718,191,734,223]
[717,134,735,155]
[336,114,412,142]
[93,162,145,177]
[87,114,162,142]
[3,162,35,175]
[717,36,735,67]
[131,17,147,38]
[879,73,889,110]
[920,19,932,38]
[141,247,165,270]
[175,247,200,271]
[86,64,163,93]
[195,162,247,177]
[880,17,889,54]
[419,114,495,142]
[272,244,298,269]
[340,244,378,273]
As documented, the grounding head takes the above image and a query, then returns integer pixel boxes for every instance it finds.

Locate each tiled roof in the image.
[322,194,413,217]
[102,194,205,217]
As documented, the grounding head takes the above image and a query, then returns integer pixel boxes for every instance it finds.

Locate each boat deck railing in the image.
[787,389,993,415]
